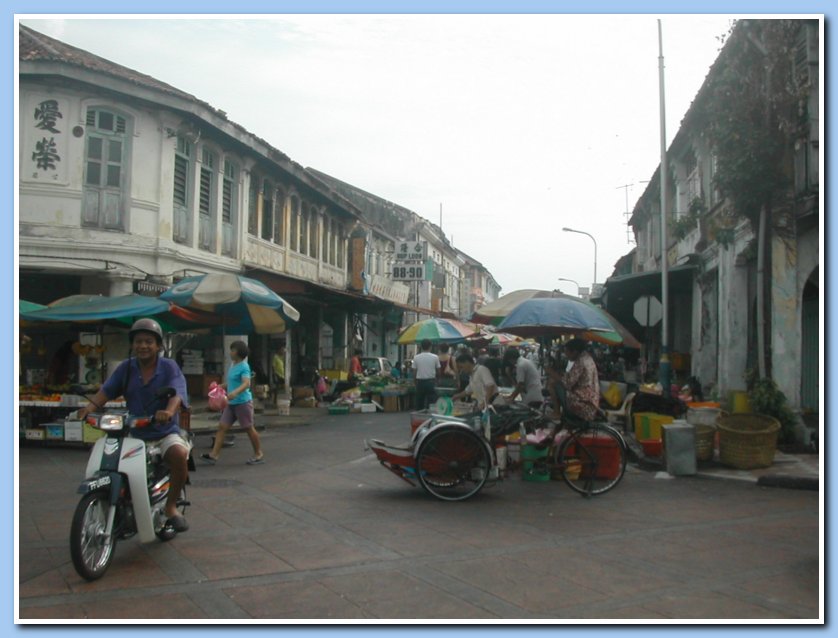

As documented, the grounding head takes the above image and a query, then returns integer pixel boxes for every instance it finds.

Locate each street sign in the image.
[633,294,662,327]
[394,241,427,262]
[392,262,426,281]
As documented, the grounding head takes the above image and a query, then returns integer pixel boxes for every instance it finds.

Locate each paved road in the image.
[17,411,822,621]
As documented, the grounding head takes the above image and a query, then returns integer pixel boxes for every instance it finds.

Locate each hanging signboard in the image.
[394,240,427,262]
[392,262,426,281]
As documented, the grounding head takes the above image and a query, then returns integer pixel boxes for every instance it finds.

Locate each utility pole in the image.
[658,19,671,398]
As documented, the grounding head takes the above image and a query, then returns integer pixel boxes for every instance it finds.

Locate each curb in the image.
[756,475,819,491]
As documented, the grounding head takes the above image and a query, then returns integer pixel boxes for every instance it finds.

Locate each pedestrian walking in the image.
[202,340,265,465]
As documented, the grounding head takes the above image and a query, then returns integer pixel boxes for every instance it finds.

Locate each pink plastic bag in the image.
[207,381,228,412]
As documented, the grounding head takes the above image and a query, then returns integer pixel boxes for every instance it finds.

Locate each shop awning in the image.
[601,264,698,330]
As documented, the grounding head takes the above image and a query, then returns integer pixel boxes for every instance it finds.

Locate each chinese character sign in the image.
[34,99,62,133]
[28,97,67,181]
[32,137,60,171]
[394,240,426,261]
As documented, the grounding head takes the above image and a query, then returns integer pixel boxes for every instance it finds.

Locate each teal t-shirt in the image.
[227,360,253,405]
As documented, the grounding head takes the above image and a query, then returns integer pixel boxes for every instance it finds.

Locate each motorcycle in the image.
[69,386,192,581]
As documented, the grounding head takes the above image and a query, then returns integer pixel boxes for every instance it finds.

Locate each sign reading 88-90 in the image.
[392,263,425,281]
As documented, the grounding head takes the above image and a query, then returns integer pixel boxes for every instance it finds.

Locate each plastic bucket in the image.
[730,391,751,414]
[520,445,550,482]
[686,407,721,426]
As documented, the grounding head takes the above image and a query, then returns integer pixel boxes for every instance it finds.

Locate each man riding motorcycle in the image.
[76,318,191,533]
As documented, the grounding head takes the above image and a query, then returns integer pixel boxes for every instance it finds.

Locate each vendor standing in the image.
[503,347,543,408]
[412,339,440,410]
[451,352,498,410]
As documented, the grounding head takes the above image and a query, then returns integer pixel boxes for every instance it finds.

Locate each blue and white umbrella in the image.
[497,296,614,339]
[160,273,300,334]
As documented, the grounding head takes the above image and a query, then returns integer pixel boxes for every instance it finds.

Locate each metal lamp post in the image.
[562,227,597,288]
[557,277,580,295]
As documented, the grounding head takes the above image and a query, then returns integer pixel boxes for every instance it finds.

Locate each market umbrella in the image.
[471,289,560,326]
[467,329,524,347]
[478,290,640,348]
[397,317,479,345]
[18,293,219,332]
[580,307,642,349]
[159,273,300,334]
[497,296,616,339]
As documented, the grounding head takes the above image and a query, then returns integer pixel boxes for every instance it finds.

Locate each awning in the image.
[247,269,447,318]
[601,264,698,331]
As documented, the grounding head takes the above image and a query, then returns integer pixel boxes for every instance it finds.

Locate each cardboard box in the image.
[44,423,64,440]
[25,428,45,441]
[64,419,83,442]
[360,403,377,413]
[383,395,400,413]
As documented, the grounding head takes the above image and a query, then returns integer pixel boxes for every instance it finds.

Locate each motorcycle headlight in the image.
[97,414,125,431]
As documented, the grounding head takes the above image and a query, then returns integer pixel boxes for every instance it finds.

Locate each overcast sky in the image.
[19,13,737,296]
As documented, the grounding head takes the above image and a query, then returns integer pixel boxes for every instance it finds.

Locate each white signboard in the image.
[368,274,410,304]
[395,241,427,262]
[633,295,662,327]
[392,262,426,281]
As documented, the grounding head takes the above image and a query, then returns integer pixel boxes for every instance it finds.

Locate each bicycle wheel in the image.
[556,424,627,497]
[415,426,491,501]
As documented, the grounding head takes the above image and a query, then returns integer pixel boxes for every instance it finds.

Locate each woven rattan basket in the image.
[717,413,781,470]
[694,423,716,462]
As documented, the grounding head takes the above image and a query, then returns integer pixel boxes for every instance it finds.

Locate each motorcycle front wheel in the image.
[70,490,117,581]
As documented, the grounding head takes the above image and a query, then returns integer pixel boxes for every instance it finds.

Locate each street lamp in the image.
[562,227,597,287]
[557,277,580,295]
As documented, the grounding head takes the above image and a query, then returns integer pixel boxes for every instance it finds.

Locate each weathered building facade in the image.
[602,19,820,437]
[18,24,500,387]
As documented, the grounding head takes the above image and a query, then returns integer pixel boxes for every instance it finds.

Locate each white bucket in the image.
[277,399,291,416]
[686,407,721,427]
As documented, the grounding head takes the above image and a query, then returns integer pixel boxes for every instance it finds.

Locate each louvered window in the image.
[309,205,318,259]
[222,160,236,223]
[82,108,128,230]
[199,149,215,217]
[289,196,300,252]
[248,175,259,235]
[261,180,274,241]
[173,155,188,207]
[273,187,285,245]
[172,136,191,244]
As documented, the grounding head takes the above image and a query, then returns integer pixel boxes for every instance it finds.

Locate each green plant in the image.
[671,197,705,241]
[744,369,797,444]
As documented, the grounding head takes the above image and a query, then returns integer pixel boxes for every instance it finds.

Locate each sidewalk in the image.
[185,397,324,434]
[625,434,820,489]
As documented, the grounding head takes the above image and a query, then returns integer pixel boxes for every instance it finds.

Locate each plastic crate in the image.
[328,405,350,415]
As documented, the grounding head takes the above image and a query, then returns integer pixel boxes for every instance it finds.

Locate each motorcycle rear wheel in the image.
[70,490,117,581]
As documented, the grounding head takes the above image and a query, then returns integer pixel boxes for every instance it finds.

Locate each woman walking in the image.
[202,340,265,465]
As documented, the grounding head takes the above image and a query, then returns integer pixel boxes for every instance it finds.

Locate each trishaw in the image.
[365,403,627,502]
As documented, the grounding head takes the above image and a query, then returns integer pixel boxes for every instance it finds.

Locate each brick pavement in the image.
[16,409,822,622]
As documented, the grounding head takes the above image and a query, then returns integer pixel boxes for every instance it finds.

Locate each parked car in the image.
[360,356,393,377]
